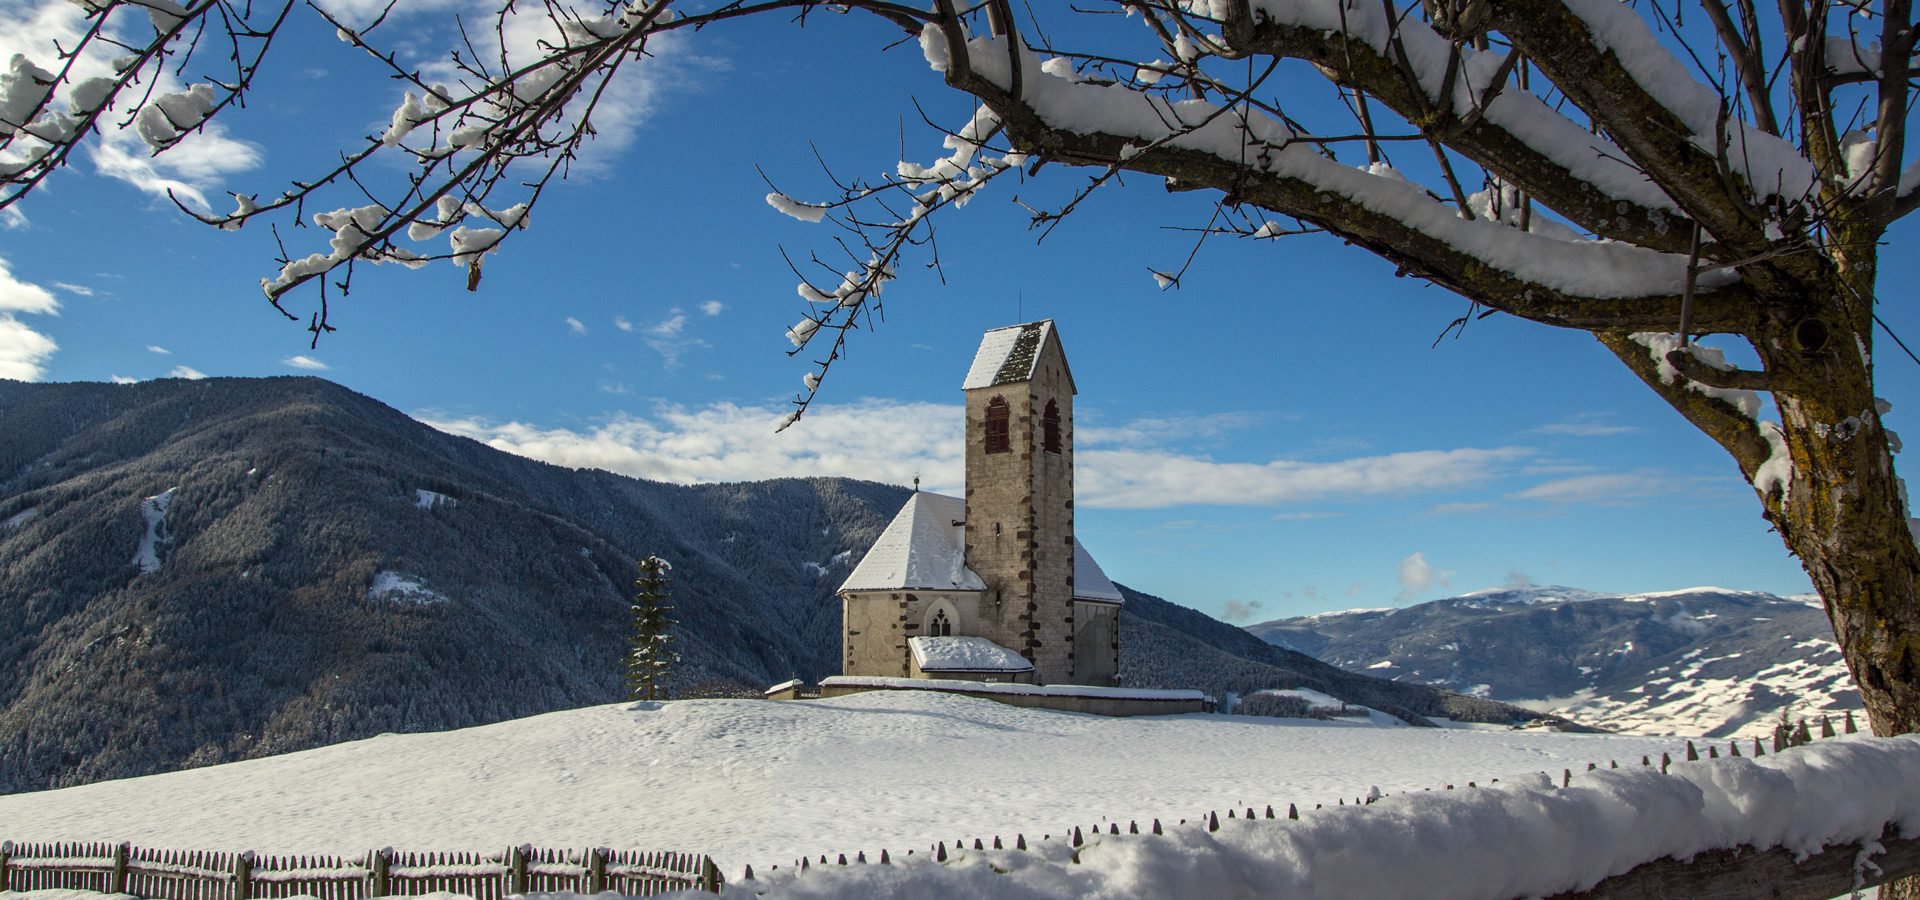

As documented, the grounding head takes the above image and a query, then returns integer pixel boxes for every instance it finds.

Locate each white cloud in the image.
[284,355,330,371]
[1220,599,1265,623]
[651,312,687,337]
[1078,447,1530,509]
[1535,414,1639,437]
[644,309,698,367]
[402,0,695,176]
[147,345,171,355]
[614,316,635,332]
[420,399,966,491]
[168,365,207,380]
[1396,552,1453,602]
[566,316,588,335]
[309,0,471,25]
[89,126,262,211]
[0,1,260,210]
[110,374,139,384]
[1079,411,1262,448]
[0,256,59,380]
[420,400,1532,512]
[700,300,724,316]
[51,282,95,297]
[0,316,57,381]
[1510,472,1679,506]
[0,258,59,315]
[1427,501,1492,515]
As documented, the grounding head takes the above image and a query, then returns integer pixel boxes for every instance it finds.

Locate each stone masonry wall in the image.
[964,332,1076,684]
[843,590,983,677]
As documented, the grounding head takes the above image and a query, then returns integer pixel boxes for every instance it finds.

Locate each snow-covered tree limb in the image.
[924,22,1759,332]
[1219,11,1698,254]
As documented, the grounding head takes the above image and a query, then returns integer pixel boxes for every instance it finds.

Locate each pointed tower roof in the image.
[962,320,1076,392]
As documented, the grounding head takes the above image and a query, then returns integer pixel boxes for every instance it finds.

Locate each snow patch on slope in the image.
[1551,639,1853,739]
[415,489,456,510]
[132,488,177,574]
[1,506,39,531]
[367,571,448,606]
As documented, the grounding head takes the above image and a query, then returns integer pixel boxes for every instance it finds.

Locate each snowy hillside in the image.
[1249,586,1854,738]
[0,691,1682,873]
[0,377,908,793]
[0,377,1547,795]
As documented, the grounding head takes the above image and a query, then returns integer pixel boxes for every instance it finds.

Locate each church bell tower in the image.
[961,321,1077,684]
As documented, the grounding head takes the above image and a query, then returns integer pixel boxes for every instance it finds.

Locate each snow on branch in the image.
[1,0,289,211]
[769,102,1018,430]
[933,25,1749,325]
[1629,332,1764,418]
[1231,0,1690,242]
[1628,332,1796,502]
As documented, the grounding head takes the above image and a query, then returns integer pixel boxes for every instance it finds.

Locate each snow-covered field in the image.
[9,692,1920,899]
[0,692,1683,872]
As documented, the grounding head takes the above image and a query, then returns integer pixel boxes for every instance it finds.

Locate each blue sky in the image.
[5,0,1912,623]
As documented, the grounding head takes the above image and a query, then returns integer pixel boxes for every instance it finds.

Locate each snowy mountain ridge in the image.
[1249,585,1854,738]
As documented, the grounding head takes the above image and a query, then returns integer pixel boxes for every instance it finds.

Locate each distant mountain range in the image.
[0,378,1548,794]
[1248,586,1856,737]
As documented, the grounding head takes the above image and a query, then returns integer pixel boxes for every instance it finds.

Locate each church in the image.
[837,320,1124,686]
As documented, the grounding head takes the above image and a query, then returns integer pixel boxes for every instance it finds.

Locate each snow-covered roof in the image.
[839,492,985,592]
[842,492,1123,603]
[1072,540,1123,604]
[962,320,1054,390]
[909,636,1034,673]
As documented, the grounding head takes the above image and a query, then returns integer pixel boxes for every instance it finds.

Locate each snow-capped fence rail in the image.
[737,718,1919,899]
[0,842,722,899]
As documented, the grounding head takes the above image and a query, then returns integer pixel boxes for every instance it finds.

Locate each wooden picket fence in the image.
[0,842,722,899]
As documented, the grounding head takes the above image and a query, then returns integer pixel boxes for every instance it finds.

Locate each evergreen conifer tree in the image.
[627,556,676,701]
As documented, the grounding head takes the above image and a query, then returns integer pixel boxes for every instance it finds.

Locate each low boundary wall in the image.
[809,676,1209,716]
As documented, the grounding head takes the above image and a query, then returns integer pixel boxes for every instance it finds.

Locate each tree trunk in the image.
[1774,397,1920,738]
[1750,259,1920,739]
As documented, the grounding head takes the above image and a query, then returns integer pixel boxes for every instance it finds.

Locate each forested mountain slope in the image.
[0,377,1546,794]
[0,377,898,793]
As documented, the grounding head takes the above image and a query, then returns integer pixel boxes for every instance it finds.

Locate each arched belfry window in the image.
[984,397,1011,454]
[1043,400,1062,454]
[929,609,953,637]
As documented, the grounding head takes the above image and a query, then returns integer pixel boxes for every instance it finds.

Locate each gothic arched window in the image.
[984,397,1011,454]
[930,609,952,636]
[1043,400,1062,454]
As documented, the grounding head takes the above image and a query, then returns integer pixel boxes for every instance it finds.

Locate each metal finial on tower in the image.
[913,475,920,492]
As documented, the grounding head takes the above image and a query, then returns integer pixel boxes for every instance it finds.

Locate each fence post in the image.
[233,851,253,900]
[1,840,11,892]
[700,856,721,893]
[586,848,606,895]
[508,845,529,896]
[110,842,130,895]
[371,848,391,898]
